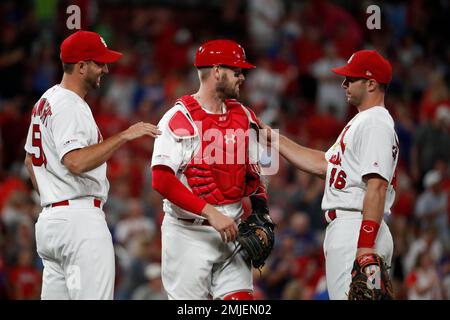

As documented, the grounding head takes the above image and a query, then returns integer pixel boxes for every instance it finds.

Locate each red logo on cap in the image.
[348,54,355,64]
[100,37,107,48]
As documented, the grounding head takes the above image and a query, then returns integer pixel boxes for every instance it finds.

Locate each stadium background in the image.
[0,0,449,300]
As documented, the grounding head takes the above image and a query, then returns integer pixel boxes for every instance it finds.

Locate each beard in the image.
[216,73,240,99]
[85,71,102,90]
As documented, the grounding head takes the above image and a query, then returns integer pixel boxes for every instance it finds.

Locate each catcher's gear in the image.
[348,253,394,300]
[237,210,275,269]
[195,39,255,69]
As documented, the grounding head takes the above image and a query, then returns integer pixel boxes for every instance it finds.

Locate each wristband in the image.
[357,219,380,248]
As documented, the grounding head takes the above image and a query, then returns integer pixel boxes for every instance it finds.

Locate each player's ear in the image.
[366,79,378,93]
[213,65,221,81]
[77,61,88,75]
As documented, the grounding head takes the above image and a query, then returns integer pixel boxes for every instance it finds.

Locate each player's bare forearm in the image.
[362,174,388,224]
[24,153,40,194]
[357,174,388,257]
[64,122,160,175]
[257,120,327,178]
[63,133,128,174]
[278,134,327,179]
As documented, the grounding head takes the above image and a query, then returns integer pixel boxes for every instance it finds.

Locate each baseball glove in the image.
[348,253,394,300]
[237,211,275,269]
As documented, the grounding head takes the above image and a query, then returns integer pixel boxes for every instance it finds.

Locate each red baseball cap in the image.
[60,30,123,63]
[331,50,392,84]
[195,39,255,69]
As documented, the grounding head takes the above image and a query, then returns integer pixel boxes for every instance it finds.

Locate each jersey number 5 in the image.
[329,168,347,189]
[32,124,46,167]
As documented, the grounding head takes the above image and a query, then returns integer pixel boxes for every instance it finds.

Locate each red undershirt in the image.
[152,165,207,215]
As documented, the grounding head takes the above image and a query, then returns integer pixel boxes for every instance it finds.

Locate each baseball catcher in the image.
[348,253,394,300]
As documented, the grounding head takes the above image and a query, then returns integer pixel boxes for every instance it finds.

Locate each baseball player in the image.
[24,30,160,300]
[151,39,268,300]
[259,50,399,299]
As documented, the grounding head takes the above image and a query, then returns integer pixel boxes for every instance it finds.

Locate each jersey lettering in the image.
[339,125,351,154]
[329,152,342,166]
[32,98,52,127]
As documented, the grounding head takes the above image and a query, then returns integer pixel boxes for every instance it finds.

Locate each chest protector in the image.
[178,95,258,205]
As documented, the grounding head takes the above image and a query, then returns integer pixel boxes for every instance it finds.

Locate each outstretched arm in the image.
[64,122,160,175]
[258,120,328,179]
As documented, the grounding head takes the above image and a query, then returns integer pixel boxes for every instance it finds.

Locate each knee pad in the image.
[223,291,254,300]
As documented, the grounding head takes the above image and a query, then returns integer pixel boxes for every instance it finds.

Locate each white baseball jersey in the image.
[322,106,399,213]
[24,85,109,206]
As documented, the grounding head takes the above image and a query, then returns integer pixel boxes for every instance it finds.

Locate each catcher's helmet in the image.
[194,39,255,69]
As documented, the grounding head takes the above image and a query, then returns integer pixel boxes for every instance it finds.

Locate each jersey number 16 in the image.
[329,168,347,189]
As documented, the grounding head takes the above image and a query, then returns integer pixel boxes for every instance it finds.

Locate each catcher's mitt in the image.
[348,253,394,300]
[237,212,275,269]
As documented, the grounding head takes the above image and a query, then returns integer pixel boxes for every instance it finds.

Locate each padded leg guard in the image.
[223,291,254,300]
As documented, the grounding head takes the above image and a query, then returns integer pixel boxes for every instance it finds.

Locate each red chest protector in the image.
[176,95,257,205]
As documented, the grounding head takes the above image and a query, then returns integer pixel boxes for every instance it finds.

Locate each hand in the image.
[256,117,270,131]
[356,248,378,277]
[121,122,161,141]
[256,118,274,144]
[356,247,376,259]
[201,204,238,243]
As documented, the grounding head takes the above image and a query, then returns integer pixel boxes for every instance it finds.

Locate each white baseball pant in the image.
[161,213,253,300]
[35,197,115,300]
[323,210,394,300]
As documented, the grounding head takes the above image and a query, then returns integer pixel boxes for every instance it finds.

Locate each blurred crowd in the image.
[0,0,449,300]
